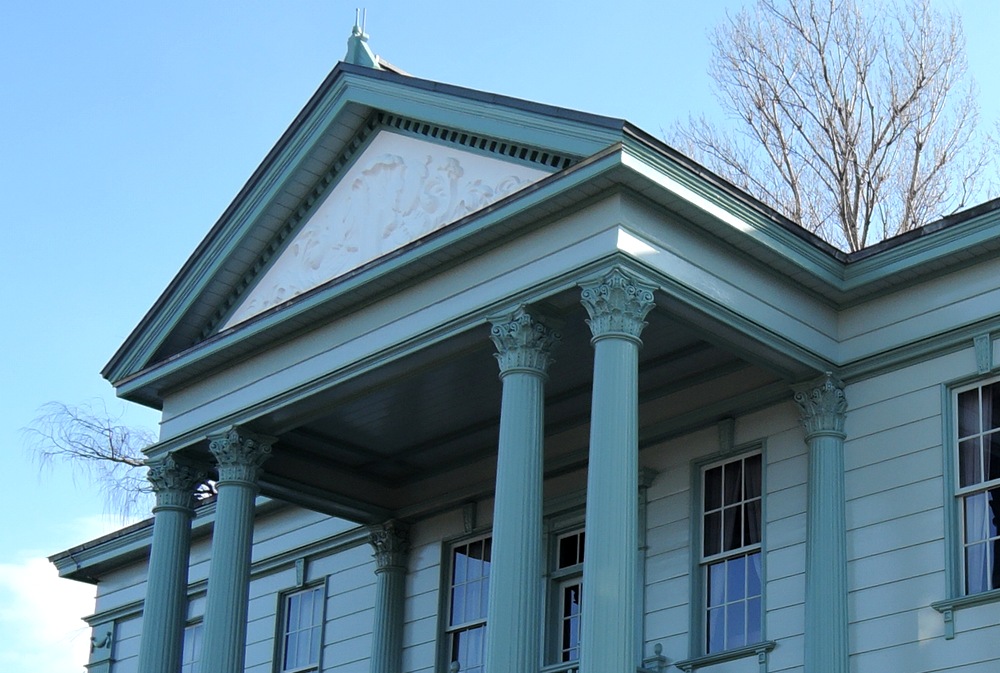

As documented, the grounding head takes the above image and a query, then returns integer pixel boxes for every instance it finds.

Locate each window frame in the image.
[546,527,585,667]
[181,621,204,673]
[275,583,327,673]
[947,375,1000,599]
[689,443,767,658]
[440,532,493,673]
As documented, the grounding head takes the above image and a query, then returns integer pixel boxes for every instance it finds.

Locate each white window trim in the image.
[688,443,767,660]
[441,533,492,673]
[276,583,326,673]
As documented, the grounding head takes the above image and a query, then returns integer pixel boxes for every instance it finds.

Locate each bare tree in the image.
[25,401,155,519]
[675,0,995,251]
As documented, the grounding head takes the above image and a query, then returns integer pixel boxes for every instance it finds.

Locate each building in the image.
[52,25,1000,673]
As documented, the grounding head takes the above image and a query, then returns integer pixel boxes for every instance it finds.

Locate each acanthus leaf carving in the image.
[490,307,560,376]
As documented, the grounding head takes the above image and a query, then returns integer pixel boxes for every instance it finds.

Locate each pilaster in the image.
[368,521,410,673]
[579,267,655,673]
[484,307,558,673]
[201,428,274,673]
[137,455,204,673]
[793,373,849,673]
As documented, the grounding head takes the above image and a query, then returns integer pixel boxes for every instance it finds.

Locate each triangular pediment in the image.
[223,129,551,328]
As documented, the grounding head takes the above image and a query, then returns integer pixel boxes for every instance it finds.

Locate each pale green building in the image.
[52,27,1000,673]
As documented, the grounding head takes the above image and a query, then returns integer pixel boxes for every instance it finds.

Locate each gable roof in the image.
[102,63,626,394]
[103,59,1000,409]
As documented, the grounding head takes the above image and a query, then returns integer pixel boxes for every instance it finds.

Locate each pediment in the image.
[223,129,551,328]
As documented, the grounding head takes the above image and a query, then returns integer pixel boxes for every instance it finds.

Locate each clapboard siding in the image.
[87,369,1000,673]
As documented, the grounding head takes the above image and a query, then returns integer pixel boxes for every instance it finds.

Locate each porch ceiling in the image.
[223,287,791,523]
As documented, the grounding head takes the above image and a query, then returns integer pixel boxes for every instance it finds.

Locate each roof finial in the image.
[345,8,379,68]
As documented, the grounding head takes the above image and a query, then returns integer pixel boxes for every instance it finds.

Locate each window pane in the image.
[467,580,482,622]
[283,632,299,670]
[453,547,468,583]
[726,555,746,602]
[704,511,722,557]
[707,606,724,653]
[707,561,725,607]
[287,594,301,631]
[726,601,746,649]
[705,466,722,510]
[723,505,742,551]
[744,499,762,546]
[960,438,983,487]
[747,596,762,644]
[966,492,989,543]
[724,461,743,505]
[744,454,762,499]
[984,382,1000,431]
[988,432,1000,482]
[467,540,483,579]
[958,389,980,438]
[450,584,466,625]
[966,541,990,594]
[310,624,322,665]
[747,551,762,597]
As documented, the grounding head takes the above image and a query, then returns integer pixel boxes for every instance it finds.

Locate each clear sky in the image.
[1,1,997,671]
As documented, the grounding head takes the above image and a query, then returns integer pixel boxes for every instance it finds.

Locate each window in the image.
[955,379,1000,595]
[550,529,584,665]
[181,622,203,673]
[701,452,763,653]
[279,586,324,672]
[446,536,491,673]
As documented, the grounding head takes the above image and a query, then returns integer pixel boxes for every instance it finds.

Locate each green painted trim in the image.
[931,589,1000,640]
[686,442,768,660]
[674,640,776,673]
[840,316,1000,383]
[272,581,327,673]
[620,139,845,286]
[940,381,963,601]
[843,206,1000,289]
[81,523,369,627]
[115,148,626,404]
[938,371,1000,608]
[206,113,577,338]
[104,67,622,386]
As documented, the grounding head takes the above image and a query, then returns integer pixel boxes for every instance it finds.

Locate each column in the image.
[137,456,205,673]
[793,373,849,673]
[368,521,410,673]
[201,428,273,673]
[579,267,655,673]
[484,307,559,673]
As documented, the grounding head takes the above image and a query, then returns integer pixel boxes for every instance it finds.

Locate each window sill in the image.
[674,641,776,672]
[931,588,1000,639]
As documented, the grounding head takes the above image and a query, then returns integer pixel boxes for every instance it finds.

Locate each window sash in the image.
[446,536,492,673]
[181,623,203,673]
[699,452,764,654]
[955,378,1000,595]
[280,586,324,672]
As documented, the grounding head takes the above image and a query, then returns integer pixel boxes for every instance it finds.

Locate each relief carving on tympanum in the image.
[224,131,548,327]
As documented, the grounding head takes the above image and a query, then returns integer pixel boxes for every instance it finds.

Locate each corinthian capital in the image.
[490,308,560,376]
[793,373,848,438]
[208,427,275,484]
[580,267,656,341]
[147,455,205,510]
[368,520,410,572]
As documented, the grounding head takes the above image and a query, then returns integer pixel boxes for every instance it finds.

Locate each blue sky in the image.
[1,1,997,670]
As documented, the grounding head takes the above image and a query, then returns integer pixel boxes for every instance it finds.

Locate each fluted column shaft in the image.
[369,521,410,673]
[794,374,849,673]
[137,456,204,673]
[201,428,273,673]
[484,308,559,673]
[579,268,655,673]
